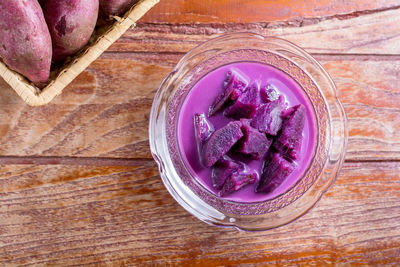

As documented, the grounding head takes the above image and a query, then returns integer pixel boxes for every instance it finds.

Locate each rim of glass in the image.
[149,32,347,231]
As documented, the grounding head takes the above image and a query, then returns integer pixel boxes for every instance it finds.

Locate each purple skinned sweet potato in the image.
[208,69,249,116]
[223,82,262,119]
[250,99,283,136]
[203,121,243,167]
[100,0,137,16]
[194,113,214,143]
[220,170,257,197]
[273,104,306,161]
[0,0,52,84]
[211,156,243,190]
[260,84,280,103]
[236,120,272,159]
[44,0,99,61]
[256,153,295,193]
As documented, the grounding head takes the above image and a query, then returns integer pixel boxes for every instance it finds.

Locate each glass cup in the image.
[149,32,347,231]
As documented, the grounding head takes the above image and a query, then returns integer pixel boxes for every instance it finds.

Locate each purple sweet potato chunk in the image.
[250,99,283,136]
[203,121,243,167]
[273,104,306,160]
[256,153,295,193]
[223,82,262,119]
[236,120,272,159]
[194,113,214,143]
[220,171,257,197]
[260,84,280,103]
[281,104,297,119]
[208,69,249,116]
[211,156,243,190]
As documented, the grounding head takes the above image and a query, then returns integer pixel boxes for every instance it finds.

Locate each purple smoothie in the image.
[177,62,317,202]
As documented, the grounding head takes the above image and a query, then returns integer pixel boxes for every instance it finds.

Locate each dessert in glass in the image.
[149,33,347,231]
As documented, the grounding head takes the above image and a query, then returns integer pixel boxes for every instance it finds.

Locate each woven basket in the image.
[0,0,159,106]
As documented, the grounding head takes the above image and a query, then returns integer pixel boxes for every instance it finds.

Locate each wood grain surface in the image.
[0,1,399,266]
[0,9,399,160]
[0,162,399,265]
[115,8,400,55]
[141,0,400,23]
[1,55,400,160]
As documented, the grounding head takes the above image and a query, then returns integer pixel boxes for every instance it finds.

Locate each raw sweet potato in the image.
[100,0,137,16]
[0,0,52,84]
[44,0,99,61]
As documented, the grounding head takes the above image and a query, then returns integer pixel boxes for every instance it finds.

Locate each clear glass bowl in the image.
[149,32,347,231]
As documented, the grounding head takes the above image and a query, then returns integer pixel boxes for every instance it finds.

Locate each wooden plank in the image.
[0,55,172,159]
[0,161,398,265]
[322,56,400,161]
[0,54,399,161]
[116,8,400,55]
[140,0,400,23]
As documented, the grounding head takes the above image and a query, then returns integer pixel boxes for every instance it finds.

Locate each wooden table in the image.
[0,1,399,265]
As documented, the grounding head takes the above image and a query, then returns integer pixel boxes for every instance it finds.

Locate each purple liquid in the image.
[177,62,317,202]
